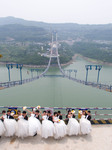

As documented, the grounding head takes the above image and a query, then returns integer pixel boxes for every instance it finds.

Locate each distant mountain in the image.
[0,24,50,42]
[0,16,49,28]
[1,17,112,65]
[0,16,112,41]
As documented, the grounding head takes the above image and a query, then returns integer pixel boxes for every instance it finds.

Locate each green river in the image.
[0,57,112,108]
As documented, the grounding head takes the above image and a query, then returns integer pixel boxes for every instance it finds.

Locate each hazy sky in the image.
[0,0,112,24]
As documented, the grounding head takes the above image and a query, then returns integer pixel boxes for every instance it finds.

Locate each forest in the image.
[0,17,112,65]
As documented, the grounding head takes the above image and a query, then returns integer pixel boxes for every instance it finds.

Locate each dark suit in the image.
[47,116,53,122]
[24,115,28,120]
[86,115,91,121]
[34,114,40,120]
[58,115,63,120]
[72,114,75,118]
[6,114,14,119]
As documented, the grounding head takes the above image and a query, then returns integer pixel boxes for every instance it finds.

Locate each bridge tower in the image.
[50,31,59,58]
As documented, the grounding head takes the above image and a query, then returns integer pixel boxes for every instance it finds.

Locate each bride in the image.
[26,107,41,136]
[80,110,92,135]
[53,112,66,139]
[16,110,29,139]
[3,110,17,137]
[66,110,80,136]
[41,110,55,139]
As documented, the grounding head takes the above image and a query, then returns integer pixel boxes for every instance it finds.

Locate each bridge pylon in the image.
[49,31,59,58]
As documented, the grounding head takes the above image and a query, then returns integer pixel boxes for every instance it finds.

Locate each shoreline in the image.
[0,54,78,68]
[0,58,75,69]
[61,53,112,67]
[1,54,112,68]
[76,54,112,66]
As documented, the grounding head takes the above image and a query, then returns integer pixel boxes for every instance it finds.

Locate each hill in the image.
[0,17,112,65]
[0,24,50,42]
[0,17,112,41]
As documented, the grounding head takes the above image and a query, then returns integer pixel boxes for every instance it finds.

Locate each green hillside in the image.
[0,17,112,65]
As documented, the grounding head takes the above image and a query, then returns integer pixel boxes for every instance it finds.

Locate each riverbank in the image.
[0,125,112,150]
[1,53,112,68]
[0,59,74,69]
[0,54,77,69]
[76,54,112,66]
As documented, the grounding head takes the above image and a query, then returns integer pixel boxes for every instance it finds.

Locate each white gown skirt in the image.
[67,118,80,136]
[16,119,29,138]
[41,120,55,139]
[4,119,17,137]
[54,120,67,139]
[0,120,6,136]
[28,116,41,136]
[80,118,91,134]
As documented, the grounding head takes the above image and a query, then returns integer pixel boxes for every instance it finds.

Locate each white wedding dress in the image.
[80,115,91,134]
[4,115,17,137]
[54,116,67,139]
[41,115,55,139]
[67,117,80,136]
[28,114,41,136]
[0,119,6,136]
[16,115,29,138]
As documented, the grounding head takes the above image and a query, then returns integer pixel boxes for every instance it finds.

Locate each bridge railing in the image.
[65,75,112,92]
[0,106,112,121]
[0,75,40,88]
[0,53,112,92]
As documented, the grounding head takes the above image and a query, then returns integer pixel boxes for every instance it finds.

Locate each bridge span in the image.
[0,55,112,93]
[0,32,112,92]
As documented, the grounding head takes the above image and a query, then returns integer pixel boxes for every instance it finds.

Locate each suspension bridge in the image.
[0,32,112,92]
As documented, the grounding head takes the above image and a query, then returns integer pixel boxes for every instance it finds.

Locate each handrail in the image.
[0,106,112,110]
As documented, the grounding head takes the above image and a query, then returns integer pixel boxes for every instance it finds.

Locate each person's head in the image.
[57,111,61,115]
[22,111,27,116]
[82,110,85,115]
[43,111,47,115]
[7,110,11,115]
[88,111,91,115]
[54,112,58,117]
[68,110,71,115]
[2,110,6,115]
[17,110,21,115]
[47,110,51,116]
[35,110,39,115]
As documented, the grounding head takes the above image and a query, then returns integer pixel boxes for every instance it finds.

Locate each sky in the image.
[0,0,112,24]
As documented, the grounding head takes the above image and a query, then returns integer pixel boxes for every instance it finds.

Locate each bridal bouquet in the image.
[37,105,41,109]
[23,106,27,110]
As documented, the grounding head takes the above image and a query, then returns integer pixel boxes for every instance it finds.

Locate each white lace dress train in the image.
[16,116,29,138]
[41,115,55,139]
[67,118,80,136]
[28,114,41,136]
[54,117,67,139]
[80,115,91,134]
[0,120,6,136]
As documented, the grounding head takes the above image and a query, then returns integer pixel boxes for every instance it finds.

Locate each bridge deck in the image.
[0,43,111,92]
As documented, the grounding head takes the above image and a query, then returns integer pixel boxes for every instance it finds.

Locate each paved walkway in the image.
[0,125,112,150]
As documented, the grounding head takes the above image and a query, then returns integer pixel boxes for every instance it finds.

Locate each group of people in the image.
[0,107,92,139]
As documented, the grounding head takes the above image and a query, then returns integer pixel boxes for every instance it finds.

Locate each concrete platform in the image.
[0,125,112,150]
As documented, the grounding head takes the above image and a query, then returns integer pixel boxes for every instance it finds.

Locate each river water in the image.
[0,56,112,108]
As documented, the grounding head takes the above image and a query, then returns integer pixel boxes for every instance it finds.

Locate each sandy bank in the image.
[0,125,112,150]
